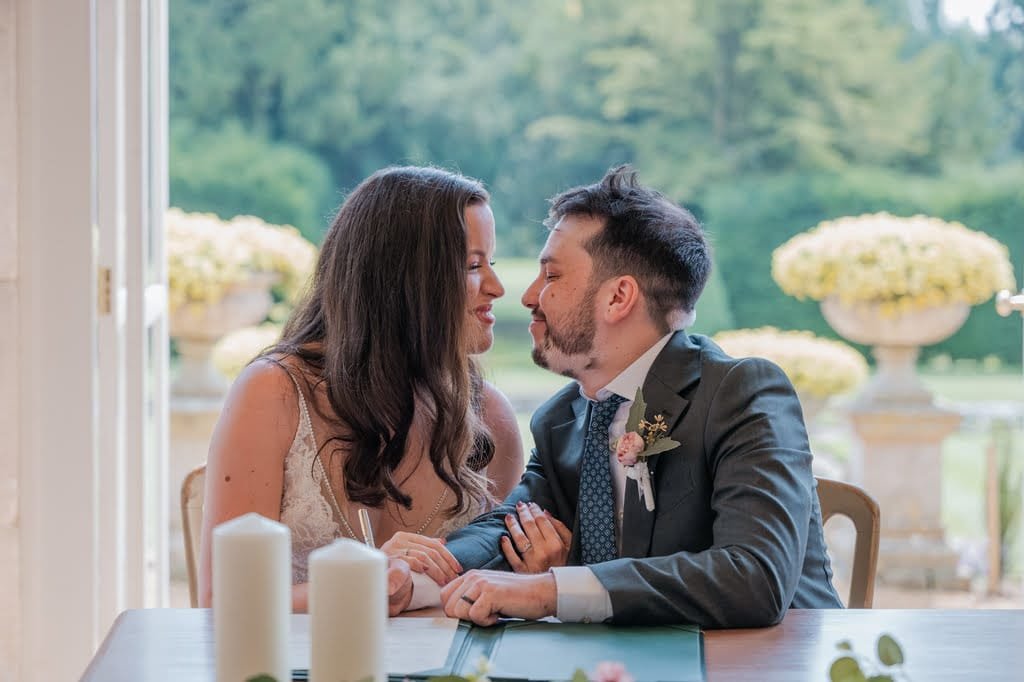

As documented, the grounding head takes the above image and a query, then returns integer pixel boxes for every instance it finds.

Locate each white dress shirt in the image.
[551,332,674,623]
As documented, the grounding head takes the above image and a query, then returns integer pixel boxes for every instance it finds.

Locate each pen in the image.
[357,508,376,548]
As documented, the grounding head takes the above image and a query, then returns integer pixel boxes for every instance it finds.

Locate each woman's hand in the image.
[501,501,572,573]
[380,531,462,586]
[387,557,414,616]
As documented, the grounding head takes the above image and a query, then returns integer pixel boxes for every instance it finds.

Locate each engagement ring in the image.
[521,542,533,553]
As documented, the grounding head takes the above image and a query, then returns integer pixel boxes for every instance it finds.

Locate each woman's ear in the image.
[601,276,642,324]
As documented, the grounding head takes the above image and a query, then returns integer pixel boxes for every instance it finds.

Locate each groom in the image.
[439,165,843,627]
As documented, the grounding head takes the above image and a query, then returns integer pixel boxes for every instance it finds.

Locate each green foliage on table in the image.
[829,633,906,682]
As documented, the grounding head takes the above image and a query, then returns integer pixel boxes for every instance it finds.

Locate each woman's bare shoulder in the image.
[216,356,308,437]
[480,380,517,425]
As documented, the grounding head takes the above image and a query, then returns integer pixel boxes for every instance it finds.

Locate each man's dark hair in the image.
[545,165,711,332]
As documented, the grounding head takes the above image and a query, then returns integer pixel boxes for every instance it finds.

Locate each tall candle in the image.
[309,538,387,682]
[213,512,291,682]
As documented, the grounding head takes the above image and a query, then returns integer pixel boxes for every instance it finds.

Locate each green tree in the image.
[988,0,1024,154]
[170,120,334,239]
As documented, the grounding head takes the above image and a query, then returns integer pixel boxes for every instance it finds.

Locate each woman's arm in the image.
[480,381,525,500]
[198,358,303,609]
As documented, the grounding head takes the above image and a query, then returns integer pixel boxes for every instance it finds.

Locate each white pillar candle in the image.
[213,512,291,682]
[309,538,387,682]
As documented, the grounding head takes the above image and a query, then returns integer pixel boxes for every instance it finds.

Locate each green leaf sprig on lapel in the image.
[614,388,682,512]
[619,388,681,460]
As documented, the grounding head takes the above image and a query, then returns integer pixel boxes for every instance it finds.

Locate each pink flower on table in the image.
[592,662,634,682]
[615,431,644,466]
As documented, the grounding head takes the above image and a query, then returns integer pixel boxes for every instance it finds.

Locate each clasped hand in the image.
[381,532,461,616]
[501,501,572,573]
[438,502,569,625]
[383,502,571,618]
[381,531,462,585]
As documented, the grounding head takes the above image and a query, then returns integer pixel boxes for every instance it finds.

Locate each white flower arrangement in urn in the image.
[771,212,1014,317]
[167,208,317,313]
[713,327,868,422]
[771,212,1015,407]
[167,208,317,397]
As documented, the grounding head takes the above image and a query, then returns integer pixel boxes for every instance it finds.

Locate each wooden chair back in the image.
[816,476,880,608]
[180,464,206,608]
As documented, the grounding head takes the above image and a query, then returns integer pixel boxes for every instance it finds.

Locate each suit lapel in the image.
[553,393,589,564]
[620,332,702,558]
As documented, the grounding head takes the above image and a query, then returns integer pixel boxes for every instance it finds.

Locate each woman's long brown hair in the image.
[266,166,494,516]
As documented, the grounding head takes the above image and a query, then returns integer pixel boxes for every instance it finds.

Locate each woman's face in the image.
[464,202,505,354]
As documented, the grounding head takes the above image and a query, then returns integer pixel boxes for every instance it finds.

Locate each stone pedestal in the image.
[169,274,276,398]
[821,297,973,589]
[169,395,224,582]
[849,406,966,589]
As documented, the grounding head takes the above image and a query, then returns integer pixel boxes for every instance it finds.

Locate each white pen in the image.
[357,508,376,548]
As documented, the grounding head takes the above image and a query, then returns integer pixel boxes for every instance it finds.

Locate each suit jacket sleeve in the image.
[443,445,559,571]
[589,357,815,628]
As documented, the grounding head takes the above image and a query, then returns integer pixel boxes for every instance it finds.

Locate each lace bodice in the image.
[277,372,486,583]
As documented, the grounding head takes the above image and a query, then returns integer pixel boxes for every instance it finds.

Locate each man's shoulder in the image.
[667,332,739,374]
[667,332,788,387]
[682,332,792,393]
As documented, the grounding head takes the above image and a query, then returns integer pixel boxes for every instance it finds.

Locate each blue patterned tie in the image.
[579,393,627,565]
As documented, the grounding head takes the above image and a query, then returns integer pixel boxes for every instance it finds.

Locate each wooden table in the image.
[81,608,1024,681]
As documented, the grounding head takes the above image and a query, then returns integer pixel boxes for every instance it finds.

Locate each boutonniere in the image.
[612,388,680,512]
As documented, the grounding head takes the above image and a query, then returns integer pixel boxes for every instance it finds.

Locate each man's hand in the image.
[502,501,572,573]
[387,557,414,616]
[440,569,557,626]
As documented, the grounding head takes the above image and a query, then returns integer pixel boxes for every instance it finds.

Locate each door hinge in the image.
[98,266,112,315]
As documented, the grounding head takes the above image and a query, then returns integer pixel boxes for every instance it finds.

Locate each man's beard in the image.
[531,283,597,377]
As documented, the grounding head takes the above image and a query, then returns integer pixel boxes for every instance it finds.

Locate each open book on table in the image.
[292,617,705,682]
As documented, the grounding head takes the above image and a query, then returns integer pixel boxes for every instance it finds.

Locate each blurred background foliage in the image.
[169,0,1024,362]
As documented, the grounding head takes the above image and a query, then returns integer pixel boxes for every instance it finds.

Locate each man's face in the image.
[521,215,604,377]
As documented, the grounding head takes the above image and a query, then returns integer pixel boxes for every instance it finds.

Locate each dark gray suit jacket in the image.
[446,332,843,627]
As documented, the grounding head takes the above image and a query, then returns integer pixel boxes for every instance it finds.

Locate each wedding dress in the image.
[278,371,486,583]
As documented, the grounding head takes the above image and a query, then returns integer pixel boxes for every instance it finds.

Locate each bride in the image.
[198,166,525,612]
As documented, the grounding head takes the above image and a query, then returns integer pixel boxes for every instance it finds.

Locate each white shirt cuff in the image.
[406,571,443,611]
[550,566,614,623]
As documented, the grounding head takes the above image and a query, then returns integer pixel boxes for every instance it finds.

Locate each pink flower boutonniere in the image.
[612,388,681,512]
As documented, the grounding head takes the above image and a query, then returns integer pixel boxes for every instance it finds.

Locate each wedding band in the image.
[461,595,476,605]
[521,542,533,553]
[402,548,410,556]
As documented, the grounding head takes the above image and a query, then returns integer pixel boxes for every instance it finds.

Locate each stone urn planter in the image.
[169,273,277,398]
[820,298,969,408]
[772,213,1016,588]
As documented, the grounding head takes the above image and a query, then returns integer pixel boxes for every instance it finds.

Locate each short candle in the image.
[212,512,291,682]
[309,538,387,682]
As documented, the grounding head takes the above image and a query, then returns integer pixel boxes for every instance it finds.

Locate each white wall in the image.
[10,0,100,679]
[4,2,168,678]
[0,1,22,679]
